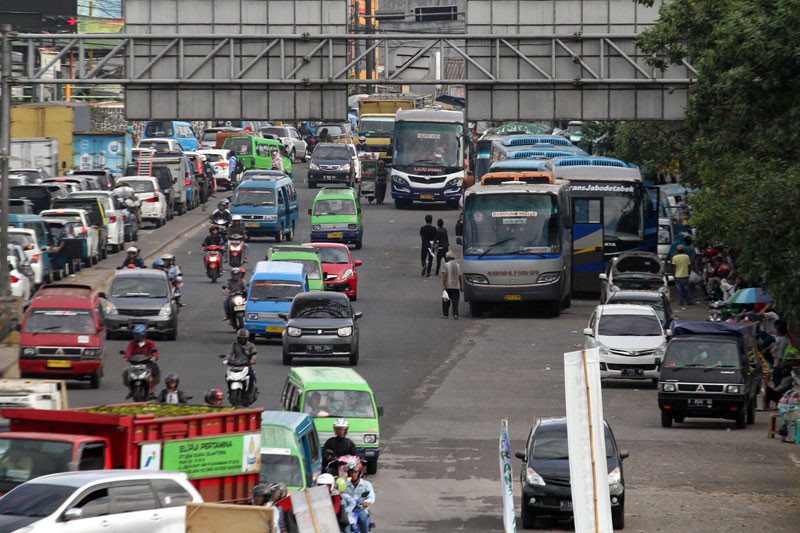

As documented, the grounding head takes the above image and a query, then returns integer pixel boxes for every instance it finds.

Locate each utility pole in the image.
[0,25,13,298]
[353,1,361,83]
[365,0,375,93]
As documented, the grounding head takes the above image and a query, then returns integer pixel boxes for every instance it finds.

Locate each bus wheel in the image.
[469,301,484,318]
[562,294,572,309]
[549,300,561,317]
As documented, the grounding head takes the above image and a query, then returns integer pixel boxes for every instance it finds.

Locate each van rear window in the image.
[250,280,304,301]
[145,121,174,138]
[25,309,97,334]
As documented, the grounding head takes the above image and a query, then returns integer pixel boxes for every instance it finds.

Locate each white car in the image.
[259,125,308,162]
[198,149,233,189]
[116,176,169,227]
[40,208,100,266]
[0,470,202,533]
[8,228,48,284]
[137,138,184,152]
[8,255,32,304]
[68,191,126,253]
[584,304,667,381]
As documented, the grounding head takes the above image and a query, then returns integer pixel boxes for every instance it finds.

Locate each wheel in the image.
[365,460,377,475]
[167,203,174,220]
[89,372,101,390]
[230,389,243,407]
[349,349,359,366]
[562,294,572,309]
[165,323,178,341]
[179,202,186,215]
[747,396,756,424]
[612,501,625,530]
[110,243,119,254]
[735,406,747,429]
[90,253,98,265]
[286,222,295,242]
[394,198,404,209]
[290,148,296,162]
[282,351,293,365]
[549,300,561,317]
[673,414,685,423]
[349,292,357,302]
[100,245,107,260]
[52,269,61,281]
[75,259,82,271]
[470,301,484,318]
[446,199,460,209]
[234,313,244,330]
[308,179,316,189]
[354,239,362,250]
[521,504,537,529]
[133,384,148,402]
[275,225,283,243]
[660,410,672,428]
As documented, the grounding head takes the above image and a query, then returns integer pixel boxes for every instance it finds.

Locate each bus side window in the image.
[574,199,601,224]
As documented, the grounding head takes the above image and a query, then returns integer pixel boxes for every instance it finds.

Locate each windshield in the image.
[249,280,304,302]
[24,309,97,334]
[605,193,642,241]
[261,127,289,137]
[532,426,614,460]
[313,199,356,216]
[223,138,253,155]
[204,153,224,162]
[201,131,218,141]
[137,141,170,151]
[144,121,174,138]
[120,180,155,193]
[9,204,28,214]
[290,297,350,319]
[0,482,74,516]
[566,124,583,134]
[0,439,74,492]
[313,146,350,160]
[598,314,662,336]
[110,277,168,298]
[664,342,741,369]
[607,299,666,324]
[360,118,394,135]
[273,258,321,280]
[464,194,560,255]
[8,233,34,249]
[314,247,350,264]
[260,454,303,488]
[393,122,462,168]
[307,390,374,418]
[318,125,344,137]
[658,225,672,245]
[233,188,276,206]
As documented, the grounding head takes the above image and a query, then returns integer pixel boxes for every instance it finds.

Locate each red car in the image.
[304,242,361,300]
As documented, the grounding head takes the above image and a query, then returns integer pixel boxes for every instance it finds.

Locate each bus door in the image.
[643,187,660,254]
[572,197,604,293]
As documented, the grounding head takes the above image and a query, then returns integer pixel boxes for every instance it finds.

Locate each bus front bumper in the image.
[391,182,461,202]
[464,279,562,303]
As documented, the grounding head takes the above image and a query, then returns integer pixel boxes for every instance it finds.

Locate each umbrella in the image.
[727,288,773,304]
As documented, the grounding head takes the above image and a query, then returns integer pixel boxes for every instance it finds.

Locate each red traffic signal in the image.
[67,17,77,26]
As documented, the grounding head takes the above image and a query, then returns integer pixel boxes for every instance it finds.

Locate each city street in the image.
[69,162,800,532]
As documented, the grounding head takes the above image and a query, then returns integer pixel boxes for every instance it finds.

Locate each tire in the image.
[747,396,756,424]
[612,502,625,530]
[234,313,244,330]
[365,460,377,475]
[349,349,359,366]
[308,179,316,189]
[165,323,178,341]
[133,383,148,402]
[286,222,295,242]
[521,504,537,529]
[167,203,174,220]
[660,410,672,428]
[89,372,101,390]
[549,300,561,317]
[470,301,484,318]
[394,198,404,209]
[275,225,283,243]
[282,351,293,365]
[90,253,98,265]
[446,199,460,209]
[735,406,747,429]
[230,255,242,268]
[290,148,296,162]
[110,243,119,254]
[230,389,243,407]
[562,294,572,309]
[349,292,357,302]
[354,239,362,250]
[100,245,107,260]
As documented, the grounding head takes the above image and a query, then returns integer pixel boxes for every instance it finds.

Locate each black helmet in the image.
[217,200,226,210]
[267,482,287,502]
[165,372,179,385]
[251,483,270,506]
[237,328,249,344]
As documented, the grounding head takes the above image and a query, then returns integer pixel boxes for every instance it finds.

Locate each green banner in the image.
[162,433,260,479]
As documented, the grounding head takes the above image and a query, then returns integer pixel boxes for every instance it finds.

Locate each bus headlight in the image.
[464,274,489,284]
[392,175,409,187]
[537,272,560,284]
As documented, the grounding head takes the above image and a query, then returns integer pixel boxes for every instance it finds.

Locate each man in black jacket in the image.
[322,418,358,474]
[419,214,438,277]
[158,373,189,404]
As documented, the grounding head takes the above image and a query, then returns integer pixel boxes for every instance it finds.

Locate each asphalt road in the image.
[69,162,800,532]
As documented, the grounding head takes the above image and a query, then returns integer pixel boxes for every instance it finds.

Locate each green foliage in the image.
[635,0,800,315]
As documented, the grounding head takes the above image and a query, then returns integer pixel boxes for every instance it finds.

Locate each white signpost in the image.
[499,418,516,533]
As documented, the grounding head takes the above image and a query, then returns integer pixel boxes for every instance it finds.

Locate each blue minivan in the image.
[260,411,322,491]
[245,261,308,339]
[231,176,299,242]
[7,214,53,282]
[143,120,199,151]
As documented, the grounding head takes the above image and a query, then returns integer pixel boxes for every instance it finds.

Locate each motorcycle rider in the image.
[227,328,257,400]
[228,215,250,263]
[161,253,185,307]
[344,459,375,533]
[209,200,232,226]
[322,418,358,474]
[252,482,289,533]
[122,324,160,397]
[157,373,189,404]
[119,246,145,269]
[204,388,225,406]
[222,267,248,323]
[202,225,226,248]
[317,474,353,532]
[152,258,165,270]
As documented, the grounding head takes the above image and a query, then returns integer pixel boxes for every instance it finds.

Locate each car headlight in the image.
[106,301,118,315]
[726,384,741,394]
[337,326,353,337]
[159,303,172,317]
[609,284,619,292]
[392,175,409,187]
[22,347,35,356]
[340,164,350,172]
[263,214,278,221]
[662,382,676,392]
[596,342,610,356]
[526,467,545,486]
[537,272,559,283]
[464,273,489,284]
[287,327,302,337]
[348,224,358,230]
[310,163,319,170]
[608,466,621,485]
[312,224,321,230]
[655,342,667,357]
[363,434,378,444]
[341,269,354,280]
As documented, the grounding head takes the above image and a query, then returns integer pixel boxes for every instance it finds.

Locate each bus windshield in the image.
[393,122,462,168]
[604,193,642,241]
[464,194,560,255]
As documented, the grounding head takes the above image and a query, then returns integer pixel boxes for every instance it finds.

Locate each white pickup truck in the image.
[0,379,68,431]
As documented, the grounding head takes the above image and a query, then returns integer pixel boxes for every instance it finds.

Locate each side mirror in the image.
[63,508,82,522]
[619,450,630,460]
[308,208,312,215]
[97,324,104,332]
[377,406,384,417]
[583,328,594,337]
[598,273,607,281]
[668,275,675,283]
[66,461,79,472]
[514,451,527,461]
[354,260,362,267]
[354,311,363,320]
[278,312,288,320]
[665,329,672,337]
[98,291,106,299]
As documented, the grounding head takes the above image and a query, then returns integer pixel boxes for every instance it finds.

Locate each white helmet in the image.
[126,246,138,254]
[333,418,349,430]
[316,473,335,486]
[232,214,243,222]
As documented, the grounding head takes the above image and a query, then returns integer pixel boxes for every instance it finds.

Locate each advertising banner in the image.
[499,419,517,533]
[161,432,260,479]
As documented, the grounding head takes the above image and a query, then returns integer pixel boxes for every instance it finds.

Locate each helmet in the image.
[251,484,270,505]
[316,473,335,486]
[222,198,230,207]
[346,458,363,474]
[231,267,243,276]
[359,136,366,142]
[335,477,347,493]
[333,418,349,430]
[126,246,138,254]
[165,372,179,385]
[217,201,226,210]
[237,329,250,343]
[267,482,287,502]
[232,214,242,222]
[132,324,147,339]
[717,264,732,278]
[204,388,224,404]
[153,259,165,268]
[161,253,175,263]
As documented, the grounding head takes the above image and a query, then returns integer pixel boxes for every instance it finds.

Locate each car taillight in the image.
[218,163,229,169]
[10,276,19,283]
[81,227,87,233]
[32,254,40,262]
[146,197,158,203]
[109,215,117,223]
[185,180,192,185]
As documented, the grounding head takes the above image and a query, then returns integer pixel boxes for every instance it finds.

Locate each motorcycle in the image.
[352,490,373,533]
[121,350,154,402]
[218,353,258,407]
[225,286,247,330]
[227,236,245,267]
[203,245,224,282]
[211,218,230,239]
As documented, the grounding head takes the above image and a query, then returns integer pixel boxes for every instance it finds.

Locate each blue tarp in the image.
[670,320,755,339]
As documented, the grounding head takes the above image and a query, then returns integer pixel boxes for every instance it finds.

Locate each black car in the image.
[70,170,116,190]
[515,417,627,530]
[605,290,674,329]
[105,269,179,340]
[308,143,355,188]
[658,321,762,429]
[279,291,361,365]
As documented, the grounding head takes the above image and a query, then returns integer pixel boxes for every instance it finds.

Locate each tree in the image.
[634,0,800,316]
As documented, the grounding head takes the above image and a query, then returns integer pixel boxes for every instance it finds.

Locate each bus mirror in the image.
[598,273,607,281]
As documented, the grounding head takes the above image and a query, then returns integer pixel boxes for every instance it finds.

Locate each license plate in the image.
[504,294,521,301]
[233,305,246,311]
[245,222,260,228]
[266,325,283,333]
[309,345,331,353]
[328,232,343,239]
[47,360,72,369]
[689,398,713,408]
[324,175,337,180]
[560,501,573,511]
[420,194,434,200]
[621,368,644,376]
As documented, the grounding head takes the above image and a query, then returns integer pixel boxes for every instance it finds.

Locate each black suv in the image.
[658,320,763,429]
[279,291,362,366]
[308,143,355,188]
[515,417,627,530]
